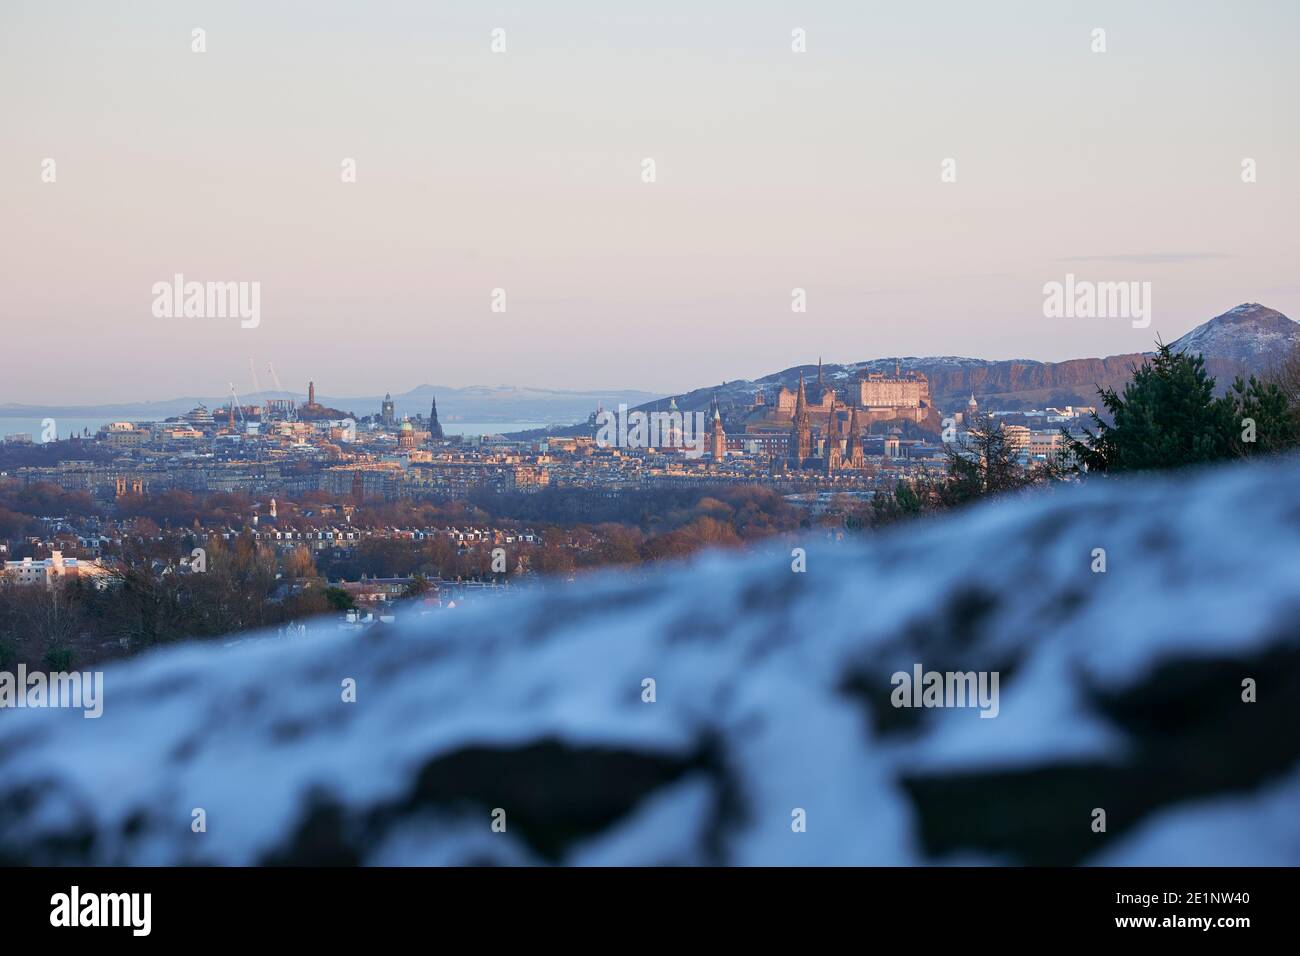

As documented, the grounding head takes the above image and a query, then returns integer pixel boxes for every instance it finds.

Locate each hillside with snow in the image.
[648,303,1298,416]
[1169,303,1300,367]
[1,456,1298,865]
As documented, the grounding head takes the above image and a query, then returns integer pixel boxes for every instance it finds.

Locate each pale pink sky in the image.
[2,0,1297,403]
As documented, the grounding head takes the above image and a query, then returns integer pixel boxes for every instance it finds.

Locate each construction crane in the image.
[249,358,264,399]
[266,362,296,420]
[228,383,247,429]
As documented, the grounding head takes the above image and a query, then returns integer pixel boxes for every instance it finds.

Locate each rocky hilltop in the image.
[2,455,1298,866]
[1169,302,1300,368]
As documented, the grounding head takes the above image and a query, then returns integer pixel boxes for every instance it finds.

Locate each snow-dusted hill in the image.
[1170,302,1300,367]
[2,457,1299,866]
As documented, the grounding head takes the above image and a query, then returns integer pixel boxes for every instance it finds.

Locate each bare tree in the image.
[1265,341,1300,411]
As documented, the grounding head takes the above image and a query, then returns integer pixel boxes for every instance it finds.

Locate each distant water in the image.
[439,421,548,437]
[0,417,554,442]
[0,417,107,441]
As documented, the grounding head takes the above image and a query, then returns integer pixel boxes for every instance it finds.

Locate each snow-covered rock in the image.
[1,457,1298,865]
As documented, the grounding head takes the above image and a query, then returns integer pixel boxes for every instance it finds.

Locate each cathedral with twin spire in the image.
[782,366,866,473]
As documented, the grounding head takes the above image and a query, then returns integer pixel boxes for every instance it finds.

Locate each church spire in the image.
[846,400,864,469]
[789,371,811,466]
[824,405,841,473]
[428,395,444,440]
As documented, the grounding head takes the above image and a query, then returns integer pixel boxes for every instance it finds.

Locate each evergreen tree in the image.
[1067,342,1235,472]
[1225,374,1300,456]
[324,586,356,611]
[1069,341,1300,472]
[894,480,925,515]
[403,574,433,598]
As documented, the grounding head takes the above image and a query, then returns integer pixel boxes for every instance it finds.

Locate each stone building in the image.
[749,359,934,438]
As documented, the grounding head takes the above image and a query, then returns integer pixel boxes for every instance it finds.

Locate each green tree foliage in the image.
[403,574,433,598]
[1067,342,1300,472]
[324,586,355,611]
[1225,374,1300,455]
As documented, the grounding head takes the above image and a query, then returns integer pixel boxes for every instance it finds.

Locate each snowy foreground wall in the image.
[2,457,1299,865]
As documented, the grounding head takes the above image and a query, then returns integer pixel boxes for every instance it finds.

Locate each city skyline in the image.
[3,1,1299,403]
[0,297,1290,422]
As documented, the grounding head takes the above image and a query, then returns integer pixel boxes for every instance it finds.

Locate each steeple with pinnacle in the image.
[789,371,811,466]
[708,396,726,459]
[428,395,445,440]
[846,400,864,469]
[823,405,841,473]
[815,356,831,404]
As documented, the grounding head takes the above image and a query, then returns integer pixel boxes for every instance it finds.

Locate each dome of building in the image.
[398,417,417,449]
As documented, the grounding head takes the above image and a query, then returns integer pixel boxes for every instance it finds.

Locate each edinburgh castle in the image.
[731,361,939,472]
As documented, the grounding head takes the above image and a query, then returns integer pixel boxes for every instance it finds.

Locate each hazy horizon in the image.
[3,0,1298,404]
[0,305,1275,412]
